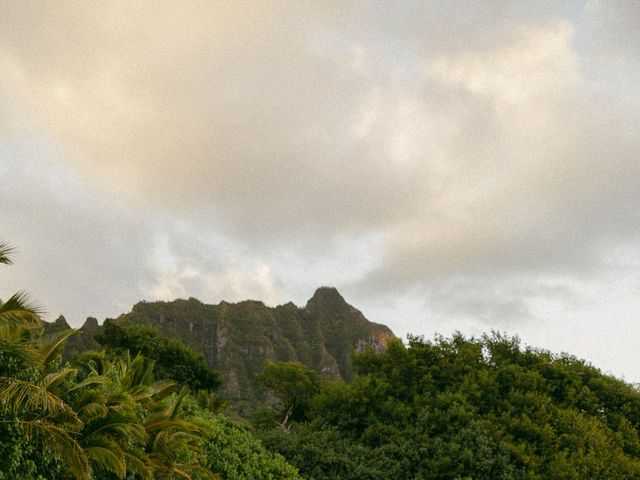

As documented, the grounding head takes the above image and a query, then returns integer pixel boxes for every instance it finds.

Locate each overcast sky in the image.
[2,1,640,380]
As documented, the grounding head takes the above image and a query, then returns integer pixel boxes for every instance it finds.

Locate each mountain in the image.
[53,315,101,361]
[65,287,396,400]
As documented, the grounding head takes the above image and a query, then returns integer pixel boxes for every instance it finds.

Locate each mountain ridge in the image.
[60,287,396,400]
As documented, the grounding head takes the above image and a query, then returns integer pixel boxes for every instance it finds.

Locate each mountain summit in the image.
[85,288,396,399]
[305,286,346,306]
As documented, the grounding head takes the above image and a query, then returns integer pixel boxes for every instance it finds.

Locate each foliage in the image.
[0,242,214,479]
[177,397,303,480]
[95,321,222,392]
[0,243,79,478]
[256,360,320,431]
[259,335,640,479]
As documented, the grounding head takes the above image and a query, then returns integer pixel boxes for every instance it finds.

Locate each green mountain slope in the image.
[64,287,395,400]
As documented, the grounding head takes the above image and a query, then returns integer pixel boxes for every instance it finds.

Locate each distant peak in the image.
[54,315,70,329]
[81,316,99,330]
[313,286,342,297]
[306,287,347,308]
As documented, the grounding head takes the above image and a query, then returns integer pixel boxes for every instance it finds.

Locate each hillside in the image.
[64,287,395,399]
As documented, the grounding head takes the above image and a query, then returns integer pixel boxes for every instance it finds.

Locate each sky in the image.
[1,1,640,380]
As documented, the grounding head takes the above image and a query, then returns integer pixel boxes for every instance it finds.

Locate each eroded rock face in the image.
[48,288,397,399]
[113,287,396,398]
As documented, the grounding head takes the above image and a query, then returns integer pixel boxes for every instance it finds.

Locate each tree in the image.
[0,242,42,327]
[0,242,89,479]
[256,361,320,432]
[0,242,218,479]
[95,321,222,392]
[258,334,640,479]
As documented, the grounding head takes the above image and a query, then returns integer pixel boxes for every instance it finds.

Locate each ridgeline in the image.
[60,287,395,401]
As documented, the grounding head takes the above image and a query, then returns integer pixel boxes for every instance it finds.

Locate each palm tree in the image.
[143,387,215,479]
[72,352,155,479]
[1,241,218,479]
[0,242,42,327]
[0,329,92,479]
[72,351,215,479]
[0,241,90,478]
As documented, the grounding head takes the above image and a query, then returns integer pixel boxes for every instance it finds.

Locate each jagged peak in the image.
[53,315,70,329]
[305,287,348,309]
[81,316,99,330]
[311,287,346,303]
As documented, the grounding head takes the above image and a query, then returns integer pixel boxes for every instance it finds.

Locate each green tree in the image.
[95,322,222,392]
[0,242,88,479]
[0,242,218,479]
[256,361,320,432]
[259,334,640,479]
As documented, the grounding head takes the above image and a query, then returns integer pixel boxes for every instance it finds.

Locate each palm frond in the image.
[170,386,189,420]
[43,367,77,393]
[147,456,217,480]
[0,334,40,367]
[0,242,14,265]
[121,353,154,392]
[149,380,177,402]
[146,455,192,480]
[84,445,126,479]
[70,375,111,391]
[76,400,109,423]
[39,329,77,367]
[0,377,81,426]
[0,291,43,326]
[86,422,148,446]
[71,350,111,376]
[123,452,154,480]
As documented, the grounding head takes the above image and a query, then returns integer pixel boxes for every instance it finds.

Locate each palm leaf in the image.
[170,386,189,419]
[70,375,111,391]
[123,452,154,480]
[76,400,109,422]
[149,380,177,402]
[0,242,14,265]
[0,377,81,426]
[121,353,154,391]
[43,367,77,392]
[0,291,43,326]
[84,444,126,479]
[39,329,77,367]
[0,335,40,367]
[86,422,148,446]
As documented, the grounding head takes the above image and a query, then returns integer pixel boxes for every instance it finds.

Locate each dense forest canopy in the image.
[258,335,640,479]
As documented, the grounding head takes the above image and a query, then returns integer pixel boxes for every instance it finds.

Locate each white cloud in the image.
[2,1,640,379]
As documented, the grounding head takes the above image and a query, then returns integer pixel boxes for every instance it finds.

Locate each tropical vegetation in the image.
[257,336,640,479]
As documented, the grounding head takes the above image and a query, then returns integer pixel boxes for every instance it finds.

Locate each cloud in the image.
[1,0,640,375]
[0,141,153,323]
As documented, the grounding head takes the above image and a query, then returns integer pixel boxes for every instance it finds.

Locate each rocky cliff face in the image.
[108,287,396,398]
